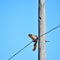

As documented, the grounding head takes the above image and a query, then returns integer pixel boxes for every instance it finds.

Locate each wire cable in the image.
[40,25,60,37]
[8,41,33,60]
[8,25,60,60]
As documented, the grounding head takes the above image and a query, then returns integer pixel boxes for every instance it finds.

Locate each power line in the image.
[8,41,33,60]
[8,25,60,60]
[40,25,60,37]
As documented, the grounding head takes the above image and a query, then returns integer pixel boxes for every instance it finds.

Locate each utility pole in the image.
[38,0,46,60]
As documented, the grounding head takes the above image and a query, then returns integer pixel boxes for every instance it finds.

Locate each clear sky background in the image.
[0,0,60,60]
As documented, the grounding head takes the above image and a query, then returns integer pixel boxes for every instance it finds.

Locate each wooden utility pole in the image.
[38,0,46,60]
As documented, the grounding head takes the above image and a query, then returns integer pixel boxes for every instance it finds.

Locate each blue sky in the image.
[0,0,60,60]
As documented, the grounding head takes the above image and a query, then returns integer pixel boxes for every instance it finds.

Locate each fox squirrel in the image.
[28,34,38,51]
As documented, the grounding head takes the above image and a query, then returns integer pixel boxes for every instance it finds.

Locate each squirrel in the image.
[28,34,38,51]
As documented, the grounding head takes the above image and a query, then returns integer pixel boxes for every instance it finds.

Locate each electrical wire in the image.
[8,25,60,60]
[40,25,60,37]
[8,41,33,60]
